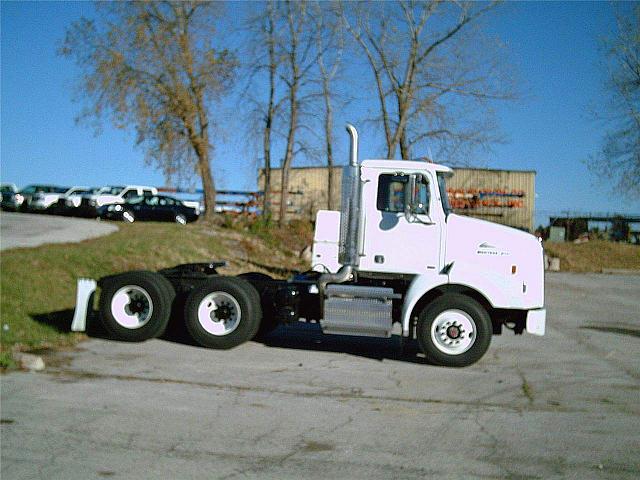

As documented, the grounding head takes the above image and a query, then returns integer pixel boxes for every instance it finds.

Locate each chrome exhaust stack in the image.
[319,123,361,291]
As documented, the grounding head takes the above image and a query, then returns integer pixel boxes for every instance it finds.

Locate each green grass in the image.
[0,218,311,355]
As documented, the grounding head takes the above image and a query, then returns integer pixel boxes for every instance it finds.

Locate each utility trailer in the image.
[72,124,546,367]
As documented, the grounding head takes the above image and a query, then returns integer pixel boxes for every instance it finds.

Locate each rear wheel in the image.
[416,293,492,367]
[184,276,261,349]
[238,272,279,338]
[98,271,175,341]
[123,210,135,223]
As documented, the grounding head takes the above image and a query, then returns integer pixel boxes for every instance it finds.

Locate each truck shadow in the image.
[257,322,429,365]
[31,309,429,365]
[30,309,115,340]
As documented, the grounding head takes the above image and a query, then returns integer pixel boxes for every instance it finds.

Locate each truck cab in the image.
[313,159,545,338]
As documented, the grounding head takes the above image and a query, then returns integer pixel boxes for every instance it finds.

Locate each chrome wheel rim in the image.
[431,309,476,355]
[197,292,241,336]
[110,285,153,329]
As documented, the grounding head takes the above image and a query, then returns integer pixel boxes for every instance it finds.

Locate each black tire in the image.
[98,271,175,341]
[416,293,492,367]
[238,272,279,338]
[184,276,262,349]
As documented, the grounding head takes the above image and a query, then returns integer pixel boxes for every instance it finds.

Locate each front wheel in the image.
[184,277,262,349]
[416,293,492,367]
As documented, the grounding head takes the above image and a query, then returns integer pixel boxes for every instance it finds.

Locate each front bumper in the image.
[526,308,546,336]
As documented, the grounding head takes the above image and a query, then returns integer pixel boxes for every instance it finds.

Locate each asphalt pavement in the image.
[1,272,639,479]
[0,212,118,250]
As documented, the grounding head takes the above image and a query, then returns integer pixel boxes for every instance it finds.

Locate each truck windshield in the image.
[437,172,452,215]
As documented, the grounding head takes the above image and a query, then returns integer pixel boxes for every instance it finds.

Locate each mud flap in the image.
[71,278,97,332]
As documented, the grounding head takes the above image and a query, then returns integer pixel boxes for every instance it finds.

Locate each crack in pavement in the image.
[44,367,585,413]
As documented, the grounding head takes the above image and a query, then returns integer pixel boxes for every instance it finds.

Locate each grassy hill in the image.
[0,218,313,366]
[544,240,640,272]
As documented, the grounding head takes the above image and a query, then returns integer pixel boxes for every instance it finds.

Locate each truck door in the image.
[359,170,442,275]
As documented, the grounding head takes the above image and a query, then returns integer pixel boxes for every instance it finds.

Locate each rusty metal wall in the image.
[447,168,535,231]
[258,167,343,221]
[260,166,535,231]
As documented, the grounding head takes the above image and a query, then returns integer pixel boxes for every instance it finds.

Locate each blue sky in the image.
[1,1,639,227]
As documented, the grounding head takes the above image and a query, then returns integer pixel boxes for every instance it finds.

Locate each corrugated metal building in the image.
[259,165,535,231]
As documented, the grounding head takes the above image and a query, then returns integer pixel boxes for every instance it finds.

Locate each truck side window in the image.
[123,189,138,200]
[377,174,407,213]
[377,174,430,214]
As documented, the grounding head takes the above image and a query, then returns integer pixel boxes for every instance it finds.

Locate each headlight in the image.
[114,204,123,212]
[66,199,74,207]
[90,199,97,206]
[15,194,24,204]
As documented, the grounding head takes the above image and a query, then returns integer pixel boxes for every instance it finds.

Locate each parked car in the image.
[97,194,199,224]
[1,184,66,212]
[30,186,95,212]
[77,185,158,217]
[53,187,99,215]
[0,183,18,210]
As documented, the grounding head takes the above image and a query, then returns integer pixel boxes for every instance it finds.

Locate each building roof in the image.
[262,163,536,175]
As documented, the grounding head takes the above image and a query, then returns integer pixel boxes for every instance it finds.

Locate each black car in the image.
[97,194,199,224]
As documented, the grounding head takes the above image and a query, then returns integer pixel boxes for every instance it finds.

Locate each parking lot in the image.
[1,272,639,479]
[0,212,118,250]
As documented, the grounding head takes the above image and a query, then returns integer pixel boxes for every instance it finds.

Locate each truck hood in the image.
[445,213,544,309]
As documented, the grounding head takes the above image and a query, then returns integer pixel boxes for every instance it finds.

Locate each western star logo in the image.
[477,242,510,256]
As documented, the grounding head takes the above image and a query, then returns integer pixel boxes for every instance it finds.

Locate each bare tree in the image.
[591,4,640,195]
[314,2,344,210]
[343,1,512,162]
[242,1,282,217]
[60,1,236,221]
[276,0,323,225]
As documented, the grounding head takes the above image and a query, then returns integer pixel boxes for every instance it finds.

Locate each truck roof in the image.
[362,159,453,174]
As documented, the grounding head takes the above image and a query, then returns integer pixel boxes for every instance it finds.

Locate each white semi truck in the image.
[72,124,545,367]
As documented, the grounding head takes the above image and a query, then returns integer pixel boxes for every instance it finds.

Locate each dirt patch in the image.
[302,441,335,452]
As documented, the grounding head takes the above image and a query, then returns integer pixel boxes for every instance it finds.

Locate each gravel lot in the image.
[0,212,117,250]
[1,273,639,479]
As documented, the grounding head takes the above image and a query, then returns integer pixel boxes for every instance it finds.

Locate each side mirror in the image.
[404,175,417,222]
[404,173,434,224]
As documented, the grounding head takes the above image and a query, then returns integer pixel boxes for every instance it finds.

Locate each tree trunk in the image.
[262,117,272,217]
[400,132,411,160]
[198,149,216,222]
[262,0,276,219]
[325,102,335,210]
[279,92,298,226]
